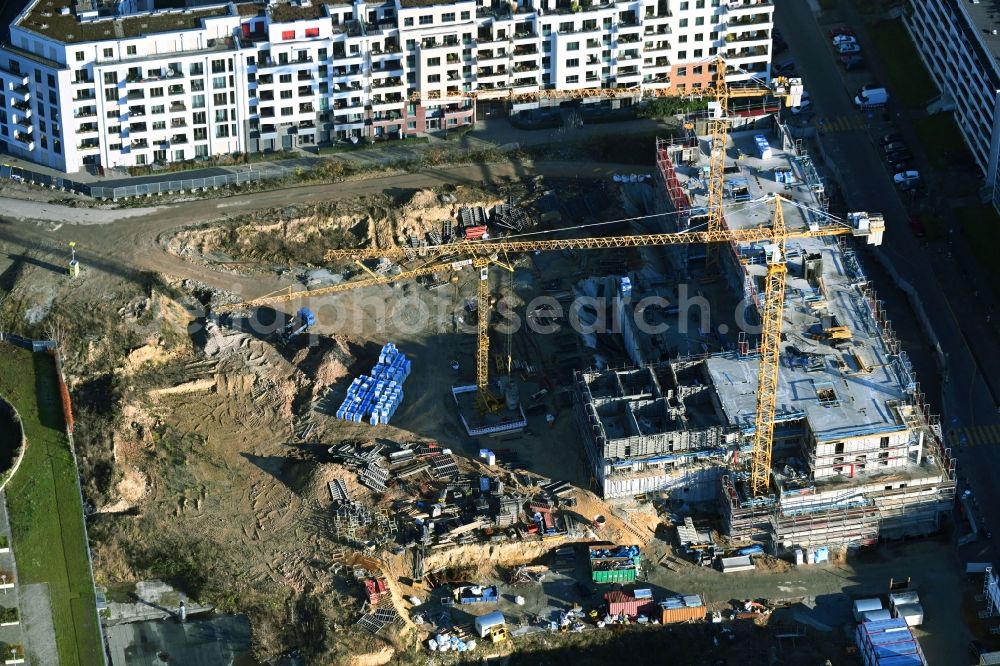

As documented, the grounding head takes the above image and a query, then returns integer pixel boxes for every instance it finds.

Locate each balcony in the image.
[14,116,31,129]
[261,108,275,118]
[513,63,538,73]
[170,135,188,145]
[513,31,537,42]
[170,119,187,128]
[12,100,31,113]
[645,40,671,53]
[72,76,94,85]
[297,71,313,81]
[131,123,147,134]
[299,103,315,113]
[298,86,314,96]
[131,139,148,149]
[617,33,640,44]
[78,123,99,134]
[128,105,146,117]
[298,120,316,130]
[73,90,95,102]
[370,96,404,109]
[170,102,187,113]
[477,49,508,62]
[128,90,145,101]
[727,12,772,27]
[78,139,100,152]
[726,45,769,60]
[513,46,538,57]
[260,91,275,101]
[371,77,404,89]
[168,85,186,95]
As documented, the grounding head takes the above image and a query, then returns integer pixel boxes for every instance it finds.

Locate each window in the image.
[680,1,688,8]
[195,144,208,158]
[280,90,293,99]
[281,106,293,116]
[192,94,205,109]
[461,11,470,20]
[679,35,688,43]
[136,154,146,165]
[305,27,320,38]
[173,149,185,161]
[75,52,84,62]
[213,76,226,89]
[194,128,207,141]
[279,74,292,83]
[679,18,688,27]
[695,16,704,26]
[107,110,119,120]
[193,112,206,124]
[428,74,441,83]
[407,121,417,129]
[150,87,163,97]
[213,93,227,105]
[678,50,687,59]
[192,80,204,92]
[103,47,113,58]
[419,16,432,25]
[215,125,230,138]
[127,45,137,56]
[318,48,327,60]
[215,109,228,122]
[567,58,579,67]
[443,12,455,21]
[151,104,165,114]
[104,88,117,102]
[567,42,579,51]
[428,57,441,67]
[282,30,296,40]
[53,139,61,154]
[104,72,117,85]
[404,18,413,27]
[566,74,579,83]
[694,49,702,57]
[153,121,166,130]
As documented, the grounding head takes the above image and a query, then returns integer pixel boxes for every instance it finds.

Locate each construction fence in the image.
[0,162,297,200]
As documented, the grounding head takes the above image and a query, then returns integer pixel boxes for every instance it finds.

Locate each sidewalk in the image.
[0,116,672,191]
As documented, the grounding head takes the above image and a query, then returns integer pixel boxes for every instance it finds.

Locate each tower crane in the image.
[685,57,803,270]
[322,195,884,497]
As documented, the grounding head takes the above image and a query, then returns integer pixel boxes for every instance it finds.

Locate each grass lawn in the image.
[0,345,103,666]
[954,205,1000,288]
[868,20,937,108]
[914,113,969,170]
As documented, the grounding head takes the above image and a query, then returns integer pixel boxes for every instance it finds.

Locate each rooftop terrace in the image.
[16,0,232,44]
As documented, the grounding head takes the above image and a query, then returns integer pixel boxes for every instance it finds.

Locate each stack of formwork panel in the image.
[335,343,411,425]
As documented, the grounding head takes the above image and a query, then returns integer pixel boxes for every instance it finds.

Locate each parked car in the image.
[894,170,921,185]
[883,141,907,154]
[881,132,904,146]
[773,61,797,77]
[832,35,858,46]
[907,215,927,238]
[888,159,913,174]
[840,55,865,70]
[838,43,861,54]
[887,151,913,167]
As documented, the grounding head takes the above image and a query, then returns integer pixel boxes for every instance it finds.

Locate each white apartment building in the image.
[0,0,773,173]
[907,0,1000,210]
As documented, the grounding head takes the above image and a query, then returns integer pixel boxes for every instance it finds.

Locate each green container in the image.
[591,567,637,584]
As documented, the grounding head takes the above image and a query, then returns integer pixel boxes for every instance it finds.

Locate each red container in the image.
[604,590,656,618]
[464,225,488,239]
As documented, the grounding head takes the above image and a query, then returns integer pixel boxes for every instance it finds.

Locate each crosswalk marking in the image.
[814,115,868,134]
[946,424,1000,448]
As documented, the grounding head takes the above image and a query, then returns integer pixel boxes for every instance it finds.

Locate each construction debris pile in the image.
[335,343,411,426]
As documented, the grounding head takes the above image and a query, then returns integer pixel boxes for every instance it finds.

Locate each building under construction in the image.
[573,122,955,551]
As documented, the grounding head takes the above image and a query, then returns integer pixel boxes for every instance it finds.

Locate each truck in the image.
[280,307,315,343]
[854,87,888,109]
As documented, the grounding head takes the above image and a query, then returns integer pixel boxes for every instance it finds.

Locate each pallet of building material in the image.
[442,220,454,242]
[393,460,430,478]
[328,479,350,502]
[542,480,573,497]
[429,454,459,480]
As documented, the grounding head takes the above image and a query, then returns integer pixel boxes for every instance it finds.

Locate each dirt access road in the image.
[0,160,651,302]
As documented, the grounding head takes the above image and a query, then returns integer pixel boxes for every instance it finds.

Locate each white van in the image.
[855,87,888,108]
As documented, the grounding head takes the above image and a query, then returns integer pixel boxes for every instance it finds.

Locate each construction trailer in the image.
[474,611,506,639]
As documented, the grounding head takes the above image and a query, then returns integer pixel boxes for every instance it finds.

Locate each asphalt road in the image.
[777,0,1000,648]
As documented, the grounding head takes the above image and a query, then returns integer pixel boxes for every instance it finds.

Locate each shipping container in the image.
[855,618,926,666]
[895,603,923,627]
[605,590,656,618]
[660,593,705,625]
[592,568,637,584]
